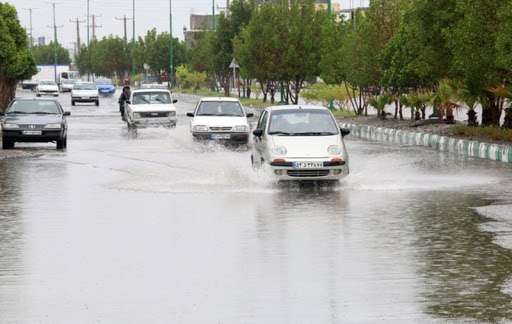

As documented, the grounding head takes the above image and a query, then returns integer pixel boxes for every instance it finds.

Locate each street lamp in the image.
[169,0,173,89]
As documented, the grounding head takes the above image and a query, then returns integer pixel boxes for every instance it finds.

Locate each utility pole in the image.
[70,18,85,54]
[226,0,230,15]
[131,0,136,77]
[47,2,63,83]
[23,8,37,48]
[115,15,133,44]
[327,0,331,15]
[212,0,215,30]
[86,0,90,46]
[169,0,174,88]
[91,14,102,40]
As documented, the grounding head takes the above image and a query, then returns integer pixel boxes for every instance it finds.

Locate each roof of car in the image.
[132,88,170,93]
[200,97,240,102]
[265,105,330,112]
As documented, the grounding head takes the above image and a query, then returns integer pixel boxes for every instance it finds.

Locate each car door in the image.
[253,110,269,166]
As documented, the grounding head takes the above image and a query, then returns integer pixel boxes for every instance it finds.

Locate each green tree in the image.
[0,3,37,110]
[31,42,71,65]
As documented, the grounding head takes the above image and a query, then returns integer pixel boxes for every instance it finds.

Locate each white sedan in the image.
[125,89,177,128]
[187,97,254,144]
[71,82,99,106]
[36,80,59,97]
[251,105,350,181]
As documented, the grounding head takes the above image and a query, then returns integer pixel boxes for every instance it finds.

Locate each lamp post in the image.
[327,0,335,110]
[169,0,173,89]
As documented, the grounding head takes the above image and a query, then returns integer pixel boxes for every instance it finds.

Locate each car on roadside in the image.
[60,79,76,92]
[187,97,254,144]
[71,82,100,106]
[251,105,350,181]
[1,98,70,150]
[36,80,59,97]
[125,89,177,128]
[95,79,116,97]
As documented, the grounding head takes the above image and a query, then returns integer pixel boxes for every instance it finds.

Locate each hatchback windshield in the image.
[7,100,61,115]
[132,92,172,105]
[74,83,97,90]
[40,81,56,86]
[196,101,244,117]
[268,109,339,136]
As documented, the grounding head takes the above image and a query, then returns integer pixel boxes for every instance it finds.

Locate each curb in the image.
[340,123,512,164]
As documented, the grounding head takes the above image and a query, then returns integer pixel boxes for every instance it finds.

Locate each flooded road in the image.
[1,90,512,323]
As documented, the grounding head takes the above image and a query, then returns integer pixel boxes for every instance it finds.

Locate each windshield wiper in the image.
[268,131,294,136]
[33,112,56,115]
[197,113,216,116]
[7,111,30,114]
[217,114,242,117]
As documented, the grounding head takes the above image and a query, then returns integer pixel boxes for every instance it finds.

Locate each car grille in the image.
[139,112,169,118]
[287,170,330,178]
[19,124,45,130]
[209,127,232,132]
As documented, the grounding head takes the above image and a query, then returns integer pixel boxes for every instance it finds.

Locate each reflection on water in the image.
[411,193,512,321]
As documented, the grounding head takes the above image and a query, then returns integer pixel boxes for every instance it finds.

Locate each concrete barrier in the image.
[340,123,512,163]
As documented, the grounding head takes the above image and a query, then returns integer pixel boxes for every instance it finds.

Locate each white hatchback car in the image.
[36,80,59,97]
[187,97,254,144]
[125,89,177,128]
[71,82,99,106]
[251,105,350,181]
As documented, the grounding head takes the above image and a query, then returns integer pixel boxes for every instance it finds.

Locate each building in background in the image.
[37,36,46,46]
[184,14,218,48]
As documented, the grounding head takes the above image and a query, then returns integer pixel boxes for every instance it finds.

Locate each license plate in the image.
[293,161,324,169]
[210,134,231,140]
[23,130,42,135]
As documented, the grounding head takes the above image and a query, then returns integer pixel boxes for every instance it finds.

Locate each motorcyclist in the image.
[118,84,131,121]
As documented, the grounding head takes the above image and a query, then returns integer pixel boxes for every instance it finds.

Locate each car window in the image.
[74,84,97,90]
[268,109,339,136]
[196,101,244,117]
[7,100,62,115]
[132,92,172,105]
[257,111,268,132]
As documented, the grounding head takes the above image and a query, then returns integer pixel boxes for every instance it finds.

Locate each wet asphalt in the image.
[1,90,512,323]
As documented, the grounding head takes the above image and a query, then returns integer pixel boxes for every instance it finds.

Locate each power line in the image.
[115,15,133,44]
[90,14,102,40]
[46,2,64,83]
[70,17,85,54]
[23,8,38,48]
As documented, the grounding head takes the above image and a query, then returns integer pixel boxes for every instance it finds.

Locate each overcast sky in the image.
[8,0,369,49]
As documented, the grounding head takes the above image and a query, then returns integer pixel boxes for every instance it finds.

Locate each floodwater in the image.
[0,90,512,323]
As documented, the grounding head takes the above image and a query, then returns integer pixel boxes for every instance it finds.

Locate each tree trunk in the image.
[503,108,512,129]
[421,106,426,120]
[259,80,268,102]
[481,95,502,127]
[0,77,17,112]
[398,100,404,120]
[467,109,478,127]
[394,100,398,119]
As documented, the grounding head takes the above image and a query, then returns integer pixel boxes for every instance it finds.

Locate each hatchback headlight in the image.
[193,125,208,132]
[133,113,141,119]
[2,123,20,130]
[272,146,287,156]
[169,111,176,117]
[328,145,342,155]
[44,123,62,129]
[234,125,249,133]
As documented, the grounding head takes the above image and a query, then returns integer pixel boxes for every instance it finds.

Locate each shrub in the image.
[453,125,512,142]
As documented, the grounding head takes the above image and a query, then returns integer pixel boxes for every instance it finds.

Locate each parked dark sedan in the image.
[1,99,70,150]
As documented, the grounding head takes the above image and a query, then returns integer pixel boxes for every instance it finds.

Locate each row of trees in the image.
[31,43,71,65]
[75,29,188,80]
[185,0,512,127]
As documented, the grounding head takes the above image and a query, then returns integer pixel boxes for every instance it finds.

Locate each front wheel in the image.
[2,138,14,150]
[95,100,99,106]
[56,136,67,150]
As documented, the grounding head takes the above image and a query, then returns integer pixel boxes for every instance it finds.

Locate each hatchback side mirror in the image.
[64,111,71,116]
[340,128,350,137]
[253,129,263,137]
[186,112,194,117]
[173,99,178,104]
[246,113,254,118]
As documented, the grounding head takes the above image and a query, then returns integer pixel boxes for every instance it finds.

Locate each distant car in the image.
[251,105,350,181]
[21,80,38,90]
[71,82,99,106]
[1,99,70,150]
[60,79,76,92]
[96,79,116,97]
[187,97,254,144]
[125,89,177,128]
[36,80,59,97]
